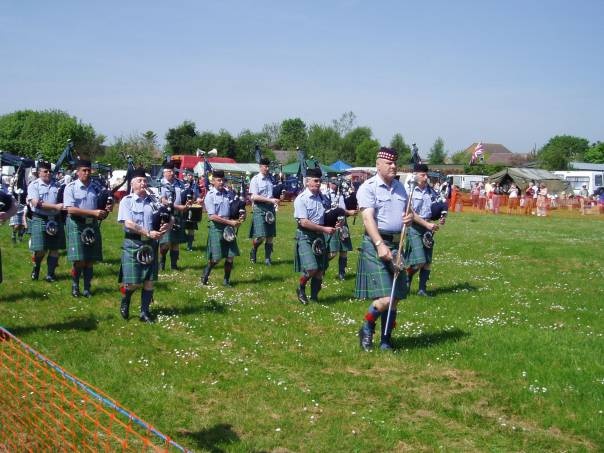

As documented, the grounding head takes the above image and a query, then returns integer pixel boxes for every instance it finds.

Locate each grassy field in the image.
[1,205,603,452]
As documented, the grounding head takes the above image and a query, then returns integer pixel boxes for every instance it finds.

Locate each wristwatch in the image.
[374,240,383,247]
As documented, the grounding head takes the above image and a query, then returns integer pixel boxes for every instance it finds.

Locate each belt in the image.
[125,232,153,242]
[33,213,56,221]
[69,215,95,224]
[376,230,401,243]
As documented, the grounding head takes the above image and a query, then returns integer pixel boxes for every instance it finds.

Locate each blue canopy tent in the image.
[330,160,352,172]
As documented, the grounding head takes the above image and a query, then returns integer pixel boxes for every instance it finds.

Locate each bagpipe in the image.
[222,175,247,243]
[1,151,35,206]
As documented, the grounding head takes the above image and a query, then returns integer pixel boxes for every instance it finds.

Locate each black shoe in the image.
[139,311,154,323]
[120,299,130,320]
[45,275,56,282]
[31,267,40,281]
[223,278,232,287]
[250,248,257,263]
[82,289,92,298]
[296,286,309,305]
[358,326,374,351]
[337,273,345,281]
[265,258,272,266]
[171,264,179,271]
[417,289,431,297]
[71,286,80,298]
[310,295,319,303]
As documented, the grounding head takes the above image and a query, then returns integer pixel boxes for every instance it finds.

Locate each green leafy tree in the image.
[584,141,604,164]
[451,149,471,165]
[278,118,307,150]
[261,122,280,148]
[0,109,103,162]
[165,120,198,155]
[537,135,590,170]
[355,138,380,166]
[341,127,373,164]
[389,133,412,167]
[103,133,161,169]
[215,129,237,159]
[235,129,271,162]
[306,124,342,164]
[463,164,505,175]
[428,137,446,164]
[196,131,217,154]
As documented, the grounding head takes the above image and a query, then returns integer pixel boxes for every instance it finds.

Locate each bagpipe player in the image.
[26,161,66,282]
[322,177,358,280]
[63,159,112,298]
[293,167,339,304]
[117,168,172,323]
[201,170,244,287]
[249,157,280,265]
[0,186,18,284]
[355,148,437,351]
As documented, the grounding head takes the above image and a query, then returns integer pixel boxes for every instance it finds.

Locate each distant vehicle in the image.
[553,171,604,195]
[447,174,486,190]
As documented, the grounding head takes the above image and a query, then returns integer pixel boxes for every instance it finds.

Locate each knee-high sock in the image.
[224,261,233,281]
[121,285,135,303]
[338,256,347,276]
[363,304,381,331]
[310,277,322,299]
[380,309,397,344]
[83,267,93,291]
[141,289,153,312]
[170,250,179,268]
[419,269,430,291]
[71,266,81,286]
[407,267,417,288]
[265,242,273,260]
[32,255,43,272]
[47,255,59,277]
[253,238,264,250]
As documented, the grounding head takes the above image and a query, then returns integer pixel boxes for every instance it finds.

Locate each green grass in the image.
[1,206,603,452]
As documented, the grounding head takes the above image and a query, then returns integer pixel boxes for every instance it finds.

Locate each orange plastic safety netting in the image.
[0,326,190,452]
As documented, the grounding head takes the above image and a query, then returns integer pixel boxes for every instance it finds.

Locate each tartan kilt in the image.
[206,222,240,261]
[326,222,353,253]
[354,235,407,300]
[66,217,103,262]
[118,239,159,284]
[404,225,433,267]
[9,204,26,226]
[249,204,276,238]
[159,214,187,245]
[294,229,329,273]
[29,216,66,252]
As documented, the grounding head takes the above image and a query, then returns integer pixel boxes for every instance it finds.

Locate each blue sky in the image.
[1,0,602,157]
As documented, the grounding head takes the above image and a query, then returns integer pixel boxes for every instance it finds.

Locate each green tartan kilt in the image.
[66,217,103,262]
[159,214,187,245]
[118,239,159,284]
[404,225,433,267]
[29,216,66,252]
[325,223,353,253]
[354,235,408,300]
[249,204,276,239]
[294,229,329,273]
[207,222,240,261]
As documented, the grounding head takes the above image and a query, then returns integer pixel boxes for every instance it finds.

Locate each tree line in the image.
[0,109,602,171]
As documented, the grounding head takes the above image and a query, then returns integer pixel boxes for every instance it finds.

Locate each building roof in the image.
[464,143,513,154]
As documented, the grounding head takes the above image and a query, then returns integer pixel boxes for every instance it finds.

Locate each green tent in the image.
[487,167,571,193]
[281,160,337,175]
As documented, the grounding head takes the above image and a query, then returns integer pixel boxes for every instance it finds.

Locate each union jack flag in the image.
[470,142,485,165]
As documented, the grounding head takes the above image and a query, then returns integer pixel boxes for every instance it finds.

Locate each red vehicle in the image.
[170,155,236,179]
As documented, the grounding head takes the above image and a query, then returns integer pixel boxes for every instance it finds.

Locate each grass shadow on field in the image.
[233,274,287,285]
[394,328,469,350]
[157,298,229,316]
[178,423,245,453]
[6,315,99,337]
[432,282,479,296]
[0,289,50,303]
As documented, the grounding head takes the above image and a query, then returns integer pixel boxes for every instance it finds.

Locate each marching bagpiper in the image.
[201,170,244,287]
[293,167,337,304]
[249,157,280,265]
[117,168,172,323]
[26,161,66,282]
[63,159,112,297]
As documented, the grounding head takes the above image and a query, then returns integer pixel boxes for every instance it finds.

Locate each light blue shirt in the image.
[411,185,435,220]
[160,178,184,206]
[250,173,274,201]
[118,193,154,232]
[294,188,330,225]
[63,179,100,210]
[27,178,61,216]
[357,174,408,232]
[204,187,231,217]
